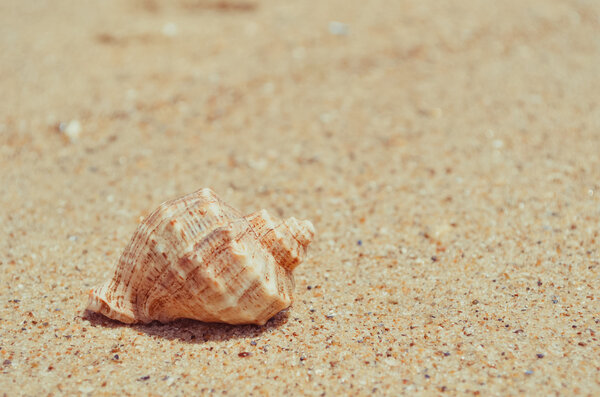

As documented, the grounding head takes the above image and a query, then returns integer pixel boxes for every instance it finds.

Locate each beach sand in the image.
[1,0,599,394]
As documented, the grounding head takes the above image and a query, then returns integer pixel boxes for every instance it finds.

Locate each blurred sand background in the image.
[1,0,599,395]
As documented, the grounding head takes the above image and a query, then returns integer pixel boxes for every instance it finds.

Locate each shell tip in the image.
[286,217,315,247]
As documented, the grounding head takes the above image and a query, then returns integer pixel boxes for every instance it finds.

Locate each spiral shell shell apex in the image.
[86,188,315,325]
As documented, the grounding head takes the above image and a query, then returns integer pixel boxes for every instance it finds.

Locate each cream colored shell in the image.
[86,188,315,325]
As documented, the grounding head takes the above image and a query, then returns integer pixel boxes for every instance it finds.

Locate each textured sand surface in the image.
[1,0,599,395]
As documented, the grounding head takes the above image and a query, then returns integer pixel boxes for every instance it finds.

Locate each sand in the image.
[1,0,599,395]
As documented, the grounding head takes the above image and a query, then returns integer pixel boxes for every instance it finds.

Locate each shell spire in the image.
[245,210,315,272]
[86,188,315,325]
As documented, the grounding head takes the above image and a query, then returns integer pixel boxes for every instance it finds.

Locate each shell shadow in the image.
[83,309,290,343]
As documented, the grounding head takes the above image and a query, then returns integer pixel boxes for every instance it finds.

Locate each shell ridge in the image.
[157,226,236,319]
[107,196,206,322]
[121,204,176,309]
[144,223,239,321]
[129,205,190,321]
[138,199,237,321]
[89,196,200,322]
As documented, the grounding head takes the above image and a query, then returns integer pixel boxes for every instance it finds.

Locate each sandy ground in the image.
[1,0,599,395]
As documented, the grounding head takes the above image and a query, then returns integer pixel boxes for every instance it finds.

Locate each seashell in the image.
[86,188,315,325]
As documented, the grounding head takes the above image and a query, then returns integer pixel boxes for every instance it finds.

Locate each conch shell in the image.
[86,188,315,325]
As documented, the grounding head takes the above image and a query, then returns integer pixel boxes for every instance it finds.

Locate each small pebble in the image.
[525,370,534,375]
[329,21,349,36]
[384,358,398,366]
[536,353,545,359]
[162,22,178,37]
[138,375,150,381]
[383,244,396,254]
[238,352,251,358]
[60,120,81,143]
[165,376,176,386]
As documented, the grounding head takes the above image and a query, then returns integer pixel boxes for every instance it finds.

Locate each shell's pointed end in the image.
[274,217,315,272]
[285,217,316,247]
[244,210,315,272]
